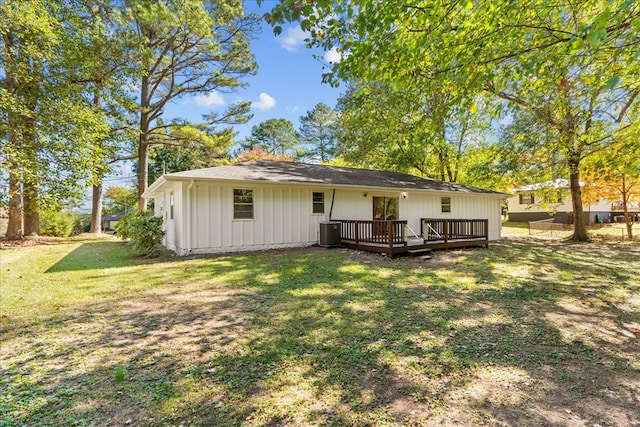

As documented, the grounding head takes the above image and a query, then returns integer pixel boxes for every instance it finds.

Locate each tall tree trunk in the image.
[621,176,633,240]
[6,163,23,240]
[138,140,149,211]
[89,91,104,233]
[3,31,23,239]
[568,155,589,241]
[438,156,446,181]
[138,71,150,211]
[560,89,589,242]
[22,104,39,235]
[23,182,40,235]
[90,181,103,234]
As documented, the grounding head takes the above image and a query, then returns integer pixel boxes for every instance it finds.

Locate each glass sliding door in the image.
[373,196,399,220]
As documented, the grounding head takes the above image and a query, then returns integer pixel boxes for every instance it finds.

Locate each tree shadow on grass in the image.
[44,241,169,272]
[2,243,639,426]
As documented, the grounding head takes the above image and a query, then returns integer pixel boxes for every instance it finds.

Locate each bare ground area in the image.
[1,237,638,426]
[0,232,109,249]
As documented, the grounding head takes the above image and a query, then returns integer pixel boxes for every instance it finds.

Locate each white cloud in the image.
[280,26,308,52]
[324,47,342,64]
[194,91,225,107]
[251,92,276,110]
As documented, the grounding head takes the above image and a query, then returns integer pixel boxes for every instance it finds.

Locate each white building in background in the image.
[507,179,612,224]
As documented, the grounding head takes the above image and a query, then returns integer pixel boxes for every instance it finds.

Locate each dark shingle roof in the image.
[164,161,505,195]
[102,211,126,221]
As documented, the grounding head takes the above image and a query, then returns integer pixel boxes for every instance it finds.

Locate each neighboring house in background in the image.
[143,161,507,255]
[101,211,126,232]
[507,179,611,224]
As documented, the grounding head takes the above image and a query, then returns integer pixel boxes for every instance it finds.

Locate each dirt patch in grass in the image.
[1,239,638,426]
[0,233,112,249]
[0,235,65,248]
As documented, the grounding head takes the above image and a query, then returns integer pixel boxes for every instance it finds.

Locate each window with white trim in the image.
[233,189,254,219]
[312,192,324,214]
[441,197,451,213]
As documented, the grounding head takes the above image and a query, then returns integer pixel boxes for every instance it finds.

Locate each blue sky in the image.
[164,1,344,143]
[102,1,344,193]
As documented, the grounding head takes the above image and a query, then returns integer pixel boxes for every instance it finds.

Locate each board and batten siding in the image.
[152,182,502,255]
[152,182,183,253]
[331,189,502,241]
[184,182,328,254]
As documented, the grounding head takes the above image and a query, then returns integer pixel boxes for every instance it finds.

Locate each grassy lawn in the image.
[502,221,636,241]
[1,236,638,426]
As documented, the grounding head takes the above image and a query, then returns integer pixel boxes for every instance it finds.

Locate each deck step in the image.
[407,248,433,256]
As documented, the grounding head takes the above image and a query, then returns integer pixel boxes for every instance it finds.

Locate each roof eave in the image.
[155,174,507,197]
[142,176,168,199]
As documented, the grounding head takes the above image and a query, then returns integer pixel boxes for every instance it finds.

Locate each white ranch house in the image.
[143,161,507,256]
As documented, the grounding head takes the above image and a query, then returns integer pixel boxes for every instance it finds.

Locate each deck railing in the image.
[338,220,407,247]
[335,218,488,256]
[421,219,488,243]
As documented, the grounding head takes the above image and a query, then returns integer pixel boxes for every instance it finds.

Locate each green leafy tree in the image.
[40,209,75,237]
[79,0,139,235]
[298,102,338,163]
[104,186,137,215]
[1,0,111,239]
[115,210,164,257]
[57,0,141,235]
[147,124,234,184]
[121,0,259,210]
[336,82,490,182]
[241,118,301,157]
[264,0,640,241]
[497,107,567,186]
[456,142,517,193]
[71,213,91,236]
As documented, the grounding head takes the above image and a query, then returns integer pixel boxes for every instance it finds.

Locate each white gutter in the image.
[186,179,195,254]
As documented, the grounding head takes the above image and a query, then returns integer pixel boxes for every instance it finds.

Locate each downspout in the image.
[329,188,336,221]
[186,179,195,254]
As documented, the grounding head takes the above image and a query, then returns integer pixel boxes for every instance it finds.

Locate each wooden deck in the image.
[337,219,489,257]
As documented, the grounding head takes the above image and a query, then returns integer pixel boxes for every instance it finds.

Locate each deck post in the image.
[484,219,489,247]
[355,221,359,244]
[444,219,449,244]
[388,220,394,255]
